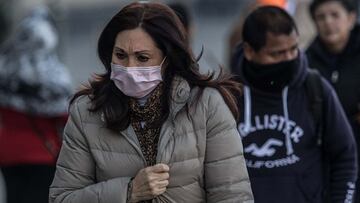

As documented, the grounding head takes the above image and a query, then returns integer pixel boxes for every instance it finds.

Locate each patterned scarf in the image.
[129,83,164,166]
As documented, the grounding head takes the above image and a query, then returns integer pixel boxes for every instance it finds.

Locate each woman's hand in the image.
[129,164,170,202]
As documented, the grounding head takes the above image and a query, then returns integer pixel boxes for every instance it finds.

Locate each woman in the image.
[306,0,360,202]
[49,2,253,203]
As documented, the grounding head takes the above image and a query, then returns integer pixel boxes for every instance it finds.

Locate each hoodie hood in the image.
[307,24,360,68]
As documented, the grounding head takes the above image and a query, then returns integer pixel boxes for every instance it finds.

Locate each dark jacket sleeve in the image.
[321,78,358,202]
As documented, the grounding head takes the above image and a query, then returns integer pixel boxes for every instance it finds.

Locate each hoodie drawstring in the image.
[282,86,293,155]
[243,85,293,155]
[244,86,252,133]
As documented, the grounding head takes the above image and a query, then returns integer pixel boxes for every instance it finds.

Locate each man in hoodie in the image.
[306,0,360,200]
[231,6,357,203]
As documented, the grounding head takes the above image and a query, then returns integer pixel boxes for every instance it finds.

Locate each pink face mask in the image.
[110,57,166,98]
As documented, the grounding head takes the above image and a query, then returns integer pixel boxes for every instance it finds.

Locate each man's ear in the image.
[243,42,254,61]
[348,11,357,30]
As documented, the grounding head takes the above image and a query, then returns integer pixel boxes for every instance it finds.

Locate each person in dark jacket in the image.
[231,5,357,203]
[306,1,360,200]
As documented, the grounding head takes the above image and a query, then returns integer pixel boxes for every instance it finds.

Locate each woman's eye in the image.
[137,55,149,62]
[116,53,126,59]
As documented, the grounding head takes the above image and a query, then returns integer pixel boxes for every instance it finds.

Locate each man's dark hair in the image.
[310,0,357,18]
[242,6,298,52]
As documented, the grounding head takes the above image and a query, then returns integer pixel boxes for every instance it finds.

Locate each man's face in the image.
[244,30,299,64]
[313,1,356,49]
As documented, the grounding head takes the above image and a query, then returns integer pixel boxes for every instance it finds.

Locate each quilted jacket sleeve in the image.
[49,98,132,203]
[204,88,254,203]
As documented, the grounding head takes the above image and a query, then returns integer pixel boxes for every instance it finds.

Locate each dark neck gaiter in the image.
[243,57,298,92]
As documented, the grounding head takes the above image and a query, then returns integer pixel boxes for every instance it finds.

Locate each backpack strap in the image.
[305,68,331,201]
[305,68,324,146]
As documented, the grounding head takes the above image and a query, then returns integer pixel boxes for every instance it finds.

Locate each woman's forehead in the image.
[114,27,158,52]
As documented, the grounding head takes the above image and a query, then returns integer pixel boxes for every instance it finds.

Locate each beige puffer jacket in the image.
[49,77,254,203]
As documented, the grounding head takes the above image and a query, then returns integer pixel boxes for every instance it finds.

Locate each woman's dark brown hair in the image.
[71,2,242,131]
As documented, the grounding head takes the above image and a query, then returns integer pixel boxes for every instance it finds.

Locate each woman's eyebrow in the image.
[114,47,152,54]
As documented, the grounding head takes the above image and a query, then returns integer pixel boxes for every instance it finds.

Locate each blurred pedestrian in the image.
[228,0,315,68]
[0,2,10,44]
[169,1,221,74]
[231,6,357,202]
[168,2,194,45]
[0,5,73,203]
[49,2,253,203]
[306,0,360,201]
[0,2,9,203]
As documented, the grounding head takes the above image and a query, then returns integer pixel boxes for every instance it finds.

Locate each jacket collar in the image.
[168,76,191,120]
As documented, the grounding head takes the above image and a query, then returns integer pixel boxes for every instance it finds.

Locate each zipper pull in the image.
[331,70,339,84]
